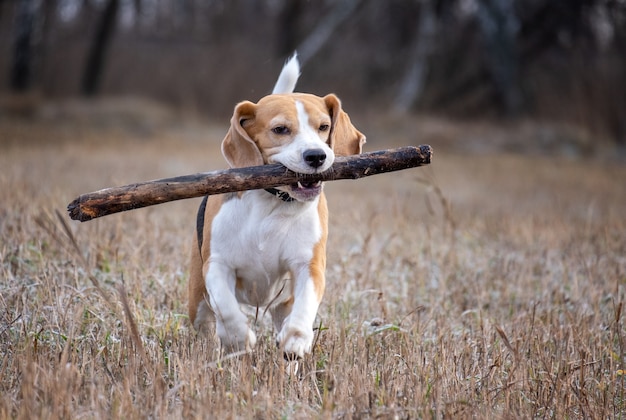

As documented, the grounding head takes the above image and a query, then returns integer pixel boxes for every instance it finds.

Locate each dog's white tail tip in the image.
[272,53,300,94]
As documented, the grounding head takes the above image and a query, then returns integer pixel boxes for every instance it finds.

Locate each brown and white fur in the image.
[188,55,365,358]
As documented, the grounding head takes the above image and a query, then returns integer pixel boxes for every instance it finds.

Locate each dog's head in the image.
[222,93,365,202]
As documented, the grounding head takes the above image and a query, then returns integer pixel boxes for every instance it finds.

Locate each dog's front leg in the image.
[276,263,324,358]
[205,262,257,352]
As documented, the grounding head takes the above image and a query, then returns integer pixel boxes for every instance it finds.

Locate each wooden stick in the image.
[67,145,432,222]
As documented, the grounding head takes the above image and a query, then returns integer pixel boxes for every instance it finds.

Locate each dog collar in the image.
[265,188,295,202]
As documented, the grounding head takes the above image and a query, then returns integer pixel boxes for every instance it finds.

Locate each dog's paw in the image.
[277,326,313,358]
[193,300,216,334]
[217,322,257,353]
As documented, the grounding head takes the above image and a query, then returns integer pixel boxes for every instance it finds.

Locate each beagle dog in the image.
[188,55,365,358]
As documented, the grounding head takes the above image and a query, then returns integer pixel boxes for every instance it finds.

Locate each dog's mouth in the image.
[287,180,323,201]
[291,180,321,190]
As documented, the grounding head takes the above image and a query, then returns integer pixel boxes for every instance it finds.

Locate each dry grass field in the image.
[1,103,625,418]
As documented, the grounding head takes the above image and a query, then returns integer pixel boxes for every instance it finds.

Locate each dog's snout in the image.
[303,149,327,168]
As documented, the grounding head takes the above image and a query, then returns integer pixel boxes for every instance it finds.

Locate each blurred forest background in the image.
[1,0,625,150]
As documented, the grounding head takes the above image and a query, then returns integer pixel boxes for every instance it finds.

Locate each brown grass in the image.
[1,110,625,419]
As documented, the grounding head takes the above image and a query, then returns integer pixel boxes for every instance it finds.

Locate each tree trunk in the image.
[10,0,36,92]
[276,0,305,57]
[296,0,362,66]
[81,0,120,96]
[476,0,523,116]
[393,0,438,114]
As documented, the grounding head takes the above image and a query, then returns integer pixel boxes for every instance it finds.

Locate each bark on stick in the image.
[67,145,432,222]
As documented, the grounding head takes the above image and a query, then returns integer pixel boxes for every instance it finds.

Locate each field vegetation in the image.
[1,103,625,418]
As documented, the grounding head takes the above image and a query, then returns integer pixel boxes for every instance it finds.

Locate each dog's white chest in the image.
[209,192,322,306]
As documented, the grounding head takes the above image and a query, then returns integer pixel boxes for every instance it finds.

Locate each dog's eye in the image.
[272,126,290,135]
[319,124,330,132]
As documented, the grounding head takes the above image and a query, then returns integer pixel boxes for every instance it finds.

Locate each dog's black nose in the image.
[303,149,327,168]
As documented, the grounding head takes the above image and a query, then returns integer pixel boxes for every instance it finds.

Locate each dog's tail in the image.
[272,53,300,94]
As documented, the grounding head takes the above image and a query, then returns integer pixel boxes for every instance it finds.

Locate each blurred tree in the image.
[10,0,36,92]
[476,0,522,116]
[295,0,362,66]
[518,0,596,59]
[605,0,626,144]
[276,0,305,57]
[81,0,120,96]
[393,0,439,114]
[0,0,623,144]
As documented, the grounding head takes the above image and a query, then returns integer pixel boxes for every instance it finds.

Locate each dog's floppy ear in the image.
[324,94,366,156]
[221,101,264,168]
